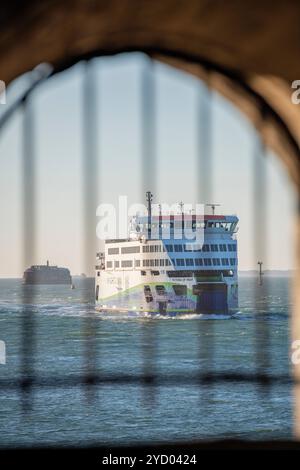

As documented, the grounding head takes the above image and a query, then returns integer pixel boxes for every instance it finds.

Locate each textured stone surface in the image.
[0,0,299,185]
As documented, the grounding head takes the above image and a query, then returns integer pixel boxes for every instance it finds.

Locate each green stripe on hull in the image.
[98,281,195,302]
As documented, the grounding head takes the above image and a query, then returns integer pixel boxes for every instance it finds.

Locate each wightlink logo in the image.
[96,195,205,244]
[0,340,6,365]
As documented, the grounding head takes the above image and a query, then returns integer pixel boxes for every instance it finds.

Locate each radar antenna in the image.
[205,203,220,215]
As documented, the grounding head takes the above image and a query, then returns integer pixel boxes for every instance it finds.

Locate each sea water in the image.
[0,277,292,446]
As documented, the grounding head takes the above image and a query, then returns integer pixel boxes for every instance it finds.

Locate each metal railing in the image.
[0,52,294,439]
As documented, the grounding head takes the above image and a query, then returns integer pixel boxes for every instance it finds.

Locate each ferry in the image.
[95,195,238,315]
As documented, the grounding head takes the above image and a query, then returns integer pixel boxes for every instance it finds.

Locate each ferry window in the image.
[114,261,119,268]
[213,258,221,266]
[95,285,99,301]
[141,270,146,276]
[121,260,133,268]
[143,285,153,303]
[151,271,160,276]
[159,259,164,266]
[232,244,237,252]
[155,285,166,295]
[172,285,187,296]
[221,258,229,266]
[165,259,172,266]
[204,258,212,266]
[154,259,159,266]
[176,259,185,266]
[106,261,113,268]
[142,245,149,253]
[97,271,100,277]
[121,246,140,254]
[108,247,119,255]
[186,258,194,266]
[202,244,210,252]
[135,260,140,267]
[228,244,233,252]
[174,244,183,252]
[166,244,173,252]
[230,258,236,266]
[195,258,203,266]
[219,244,227,252]
[150,260,155,266]
[211,244,219,252]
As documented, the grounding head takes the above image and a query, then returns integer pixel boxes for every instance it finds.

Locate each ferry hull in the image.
[95,279,238,315]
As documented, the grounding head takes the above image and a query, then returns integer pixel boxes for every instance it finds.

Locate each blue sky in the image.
[0,52,296,277]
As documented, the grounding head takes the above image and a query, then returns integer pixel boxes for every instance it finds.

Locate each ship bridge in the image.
[132,214,238,239]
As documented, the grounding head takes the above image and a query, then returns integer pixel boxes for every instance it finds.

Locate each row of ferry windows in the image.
[138,221,235,230]
[107,245,162,255]
[107,243,237,255]
[106,258,236,269]
[106,259,172,269]
[176,258,236,266]
[166,243,236,252]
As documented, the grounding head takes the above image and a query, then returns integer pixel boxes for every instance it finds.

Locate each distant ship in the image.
[95,194,238,315]
[23,260,72,285]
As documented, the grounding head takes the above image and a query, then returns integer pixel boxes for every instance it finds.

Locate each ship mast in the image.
[178,201,184,231]
[146,191,153,239]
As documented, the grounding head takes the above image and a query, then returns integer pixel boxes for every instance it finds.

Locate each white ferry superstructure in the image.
[95,202,239,315]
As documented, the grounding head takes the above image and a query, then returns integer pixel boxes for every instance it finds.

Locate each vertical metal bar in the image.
[197,81,213,205]
[21,92,36,411]
[253,111,270,391]
[141,56,157,402]
[197,79,215,397]
[82,59,98,395]
[142,56,156,198]
[293,196,300,438]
